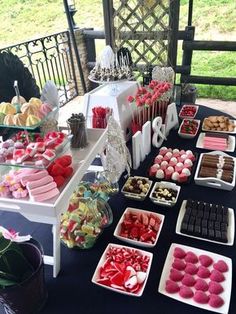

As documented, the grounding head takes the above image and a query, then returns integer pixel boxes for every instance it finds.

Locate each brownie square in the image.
[203,211,209,220]
[217,214,222,222]
[221,231,228,243]
[215,230,222,241]
[183,214,190,224]
[205,203,211,212]
[194,225,201,236]
[189,216,195,225]
[208,221,214,229]
[187,224,194,234]
[191,210,197,217]
[195,218,201,226]
[211,205,217,213]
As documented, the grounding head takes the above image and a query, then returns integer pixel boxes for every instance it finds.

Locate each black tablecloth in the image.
[0,105,235,314]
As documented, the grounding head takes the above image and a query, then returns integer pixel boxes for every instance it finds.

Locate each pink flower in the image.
[127,95,134,102]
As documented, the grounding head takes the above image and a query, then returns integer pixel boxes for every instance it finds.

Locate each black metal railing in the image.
[0,31,78,106]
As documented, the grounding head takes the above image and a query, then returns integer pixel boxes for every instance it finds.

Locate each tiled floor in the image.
[58,96,236,126]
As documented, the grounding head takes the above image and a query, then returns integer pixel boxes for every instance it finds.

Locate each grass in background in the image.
[0,0,235,100]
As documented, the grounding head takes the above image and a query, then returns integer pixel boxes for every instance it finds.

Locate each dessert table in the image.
[0,105,235,314]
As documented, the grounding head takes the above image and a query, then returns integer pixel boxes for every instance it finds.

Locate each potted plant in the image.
[181,83,197,104]
[0,227,47,314]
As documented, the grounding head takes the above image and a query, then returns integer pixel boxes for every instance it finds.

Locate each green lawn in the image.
[0,0,235,100]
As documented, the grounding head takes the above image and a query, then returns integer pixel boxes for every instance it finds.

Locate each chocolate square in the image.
[222,215,229,225]
[189,216,195,225]
[187,224,194,234]
[211,205,217,213]
[215,222,221,231]
[202,228,208,238]
[195,218,201,226]
[181,222,188,233]
[183,214,190,224]
[203,211,209,220]
[221,231,228,243]
[216,206,223,215]
[210,213,216,221]
[194,225,201,235]
[186,199,194,209]
[191,210,197,217]
[208,229,215,240]
[205,203,211,212]
[202,220,208,228]
[197,211,204,218]
[221,223,227,232]
[198,203,205,211]
[185,207,192,216]
[215,230,222,241]
[217,214,222,222]
[208,221,214,229]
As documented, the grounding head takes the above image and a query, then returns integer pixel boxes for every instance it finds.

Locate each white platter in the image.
[113,207,165,248]
[196,132,235,152]
[175,200,235,246]
[194,151,236,191]
[179,104,199,119]
[202,118,236,134]
[178,119,200,139]
[121,176,153,201]
[91,243,153,297]
[149,181,181,207]
[158,243,232,314]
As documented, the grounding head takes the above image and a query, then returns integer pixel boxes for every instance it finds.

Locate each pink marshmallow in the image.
[21,170,49,186]
[30,187,59,202]
[29,181,57,196]
[26,175,54,190]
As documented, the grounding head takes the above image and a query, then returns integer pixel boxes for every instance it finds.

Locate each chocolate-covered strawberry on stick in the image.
[127,80,173,134]
[67,113,88,148]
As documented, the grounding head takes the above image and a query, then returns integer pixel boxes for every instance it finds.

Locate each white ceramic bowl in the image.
[91,243,153,297]
[178,119,200,139]
[179,104,199,119]
[113,207,165,248]
[149,181,181,207]
[121,176,153,201]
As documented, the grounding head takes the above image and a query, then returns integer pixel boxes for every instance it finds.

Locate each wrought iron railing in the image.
[0,31,78,106]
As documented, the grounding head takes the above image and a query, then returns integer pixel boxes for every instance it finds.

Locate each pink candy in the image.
[173,247,186,259]
[199,255,213,267]
[179,286,193,298]
[213,260,229,273]
[193,291,209,304]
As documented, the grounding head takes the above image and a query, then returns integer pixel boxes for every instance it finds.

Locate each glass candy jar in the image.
[60,197,113,249]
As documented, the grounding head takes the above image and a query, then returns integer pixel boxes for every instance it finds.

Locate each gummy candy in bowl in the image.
[60,197,113,249]
[92,243,153,296]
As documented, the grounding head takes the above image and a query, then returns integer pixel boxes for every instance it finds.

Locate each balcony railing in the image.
[0,31,78,106]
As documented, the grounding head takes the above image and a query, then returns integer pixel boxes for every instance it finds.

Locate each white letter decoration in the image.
[165,102,179,136]
[132,121,151,169]
[152,116,166,148]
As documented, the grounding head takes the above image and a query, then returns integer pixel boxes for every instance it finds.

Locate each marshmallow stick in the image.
[129,102,135,123]
[142,107,145,125]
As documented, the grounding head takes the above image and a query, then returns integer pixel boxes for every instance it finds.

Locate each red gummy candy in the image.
[169,269,184,282]
[208,294,224,308]
[210,270,225,283]
[173,247,186,259]
[179,286,194,298]
[184,251,198,264]
[64,167,73,178]
[213,260,229,273]
[193,291,209,304]
[208,281,224,295]
[199,255,213,267]
[110,272,124,287]
[197,266,211,279]
[194,279,208,292]
[56,155,72,167]
[172,258,186,271]
[165,280,180,293]
[181,274,196,287]
[51,163,64,176]
[53,175,65,187]
[185,263,198,275]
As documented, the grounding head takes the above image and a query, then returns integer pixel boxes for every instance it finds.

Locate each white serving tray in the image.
[121,176,153,201]
[196,132,235,152]
[178,119,200,139]
[194,151,236,191]
[176,200,235,246]
[158,243,232,314]
[179,104,199,119]
[149,181,181,207]
[91,243,153,297]
[202,118,236,134]
[113,207,165,248]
